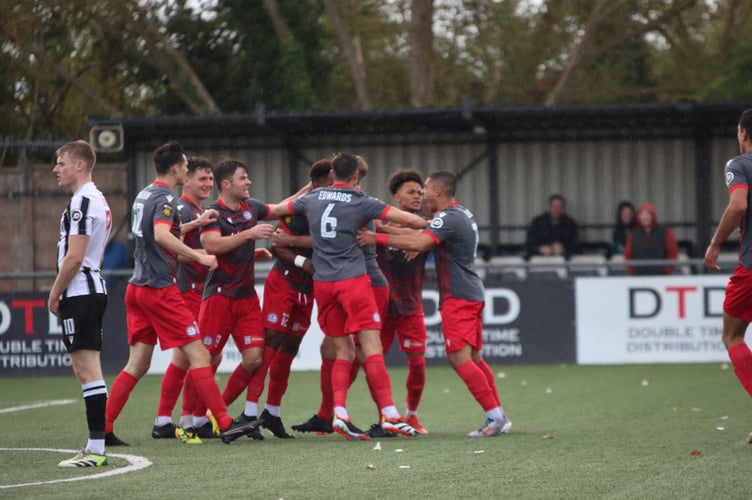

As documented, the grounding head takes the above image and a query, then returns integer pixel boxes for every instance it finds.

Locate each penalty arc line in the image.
[0,448,153,489]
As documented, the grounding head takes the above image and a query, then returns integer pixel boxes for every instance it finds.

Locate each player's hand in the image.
[199,253,218,271]
[48,294,60,317]
[197,208,219,227]
[247,223,275,240]
[255,247,272,260]
[703,244,721,271]
[403,250,420,261]
[272,228,294,246]
[302,259,314,274]
[357,229,376,247]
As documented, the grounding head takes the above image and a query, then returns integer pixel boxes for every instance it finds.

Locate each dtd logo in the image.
[628,286,725,319]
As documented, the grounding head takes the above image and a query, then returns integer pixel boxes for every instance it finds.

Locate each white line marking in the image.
[0,448,153,489]
[0,399,77,414]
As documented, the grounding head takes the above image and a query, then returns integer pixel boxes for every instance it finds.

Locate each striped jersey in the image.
[176,195,209,294]
[56,181,112,297]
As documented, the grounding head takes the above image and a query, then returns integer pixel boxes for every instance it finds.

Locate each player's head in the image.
[548,194,567,220]
[356,155,369,181]
[153,141,187,177]
[387,168,424,213]
[424,170,456,212]
[214,159,251,200]
[331,153,359,183]
[738,108,752,153]
[310,159,333,188]
[184,156,214,202]
[56,140,96,172]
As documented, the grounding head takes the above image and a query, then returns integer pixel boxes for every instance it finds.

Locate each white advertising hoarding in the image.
[575,275,749,364]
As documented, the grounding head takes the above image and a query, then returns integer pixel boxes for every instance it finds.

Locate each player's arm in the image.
[271,245,314,274]
[272,230,313,248]
[200,224,275,255]
[705,187,747,270]
[383,206,429,230]
[48,234,89,316]
[264,185,312,221]
[154,222,217,270]
[180,208,218,235]
[358,228,435,253]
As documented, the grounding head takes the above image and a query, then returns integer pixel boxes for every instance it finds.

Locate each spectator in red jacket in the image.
[624,203,679,275]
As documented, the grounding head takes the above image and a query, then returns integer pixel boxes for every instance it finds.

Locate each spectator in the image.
[611,201,636,255]
[624,202,679,275]
[525,194,580,259]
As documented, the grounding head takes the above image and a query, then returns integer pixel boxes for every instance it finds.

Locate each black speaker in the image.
[89,125,124,153]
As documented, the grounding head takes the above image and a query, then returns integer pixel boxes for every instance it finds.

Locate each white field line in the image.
[0,399,77,414]
[0,448,153,489]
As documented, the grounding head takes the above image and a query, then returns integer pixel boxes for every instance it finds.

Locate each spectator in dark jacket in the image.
[624,202,679,275]
[611,200,636,255]
[525,194,580,259]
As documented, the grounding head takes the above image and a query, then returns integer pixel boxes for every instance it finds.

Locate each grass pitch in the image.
[1,363,750,499]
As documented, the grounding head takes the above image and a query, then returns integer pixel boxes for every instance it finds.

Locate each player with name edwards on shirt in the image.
[266,152,428,440]
[358,170,512,438]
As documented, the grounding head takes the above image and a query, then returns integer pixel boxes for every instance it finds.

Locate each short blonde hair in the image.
[57,140,96,171]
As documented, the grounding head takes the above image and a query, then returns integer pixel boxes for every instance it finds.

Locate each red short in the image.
[199,294,265,354]
[724,264,752,322]
[353,285,389,346]
[262,267,313,337]
[315,275,381,337]
[440,298,484,353]
[125,284,201,350]
[181,289,202,322]
[381,312,427,354]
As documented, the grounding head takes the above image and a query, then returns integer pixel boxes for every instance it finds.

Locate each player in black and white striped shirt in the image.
[49,140,113,468]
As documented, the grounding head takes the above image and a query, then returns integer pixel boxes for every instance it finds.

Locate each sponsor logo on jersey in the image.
[243,211,252,220]
[203,336,213,346]
[71,209,83,222]
[430,217,444,229]
[726,171,735,186]
[162,204,173,217]
[186,324,198,336]
[267,312,279,324]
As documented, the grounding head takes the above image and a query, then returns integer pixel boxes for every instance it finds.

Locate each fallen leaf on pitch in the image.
[373,442,381,451]
[545,387,552,394]
[640,379,649,386]
[443,388,451,393]
[520,380,528,386]
[716,426,725,431]
[542,433,556,439]
[474,450,485,454]
[721,363,729,370]
[394,448,404,453]
[720,415,729,420]
[690,450,702,456]
[691,407,701,412]
[497,372,507,379]
[399,465,411,469]
[367,464,377,470]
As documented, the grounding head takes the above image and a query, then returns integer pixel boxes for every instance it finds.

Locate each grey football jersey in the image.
[290,185,390,282]
[424,202,485,305]
[129,182,181,288]
[724,151,752,269]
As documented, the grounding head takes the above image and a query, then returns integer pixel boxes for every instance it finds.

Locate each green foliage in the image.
[1,364,751,498]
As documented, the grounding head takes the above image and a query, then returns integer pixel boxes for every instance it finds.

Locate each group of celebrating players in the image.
[50,140,511,468]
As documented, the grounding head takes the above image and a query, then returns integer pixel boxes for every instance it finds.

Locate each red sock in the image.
[246,347,274,405]
[455,359,497,412]
[157,363,187,417]
[332,359,352,410]
[191,366,232,430]
[192,364,219,418]
[363,354,394,410]
[349,356,361,386]
[729,343,752,397]
[181,368,197,417]
[266,350,295,407]
[105,371,138,433]
[477,359,501,407]
[406,356,426,412]
[317,358,334,420]
[223,363,253,407]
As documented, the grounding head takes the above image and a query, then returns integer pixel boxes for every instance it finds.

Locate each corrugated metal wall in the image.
[131,133,741,252]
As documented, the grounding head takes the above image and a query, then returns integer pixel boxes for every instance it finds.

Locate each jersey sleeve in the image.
[725,157,750,193]
[69,194,93,236]
[249,198,270,220]
[424,211,455,244]
[154,194,177,226]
